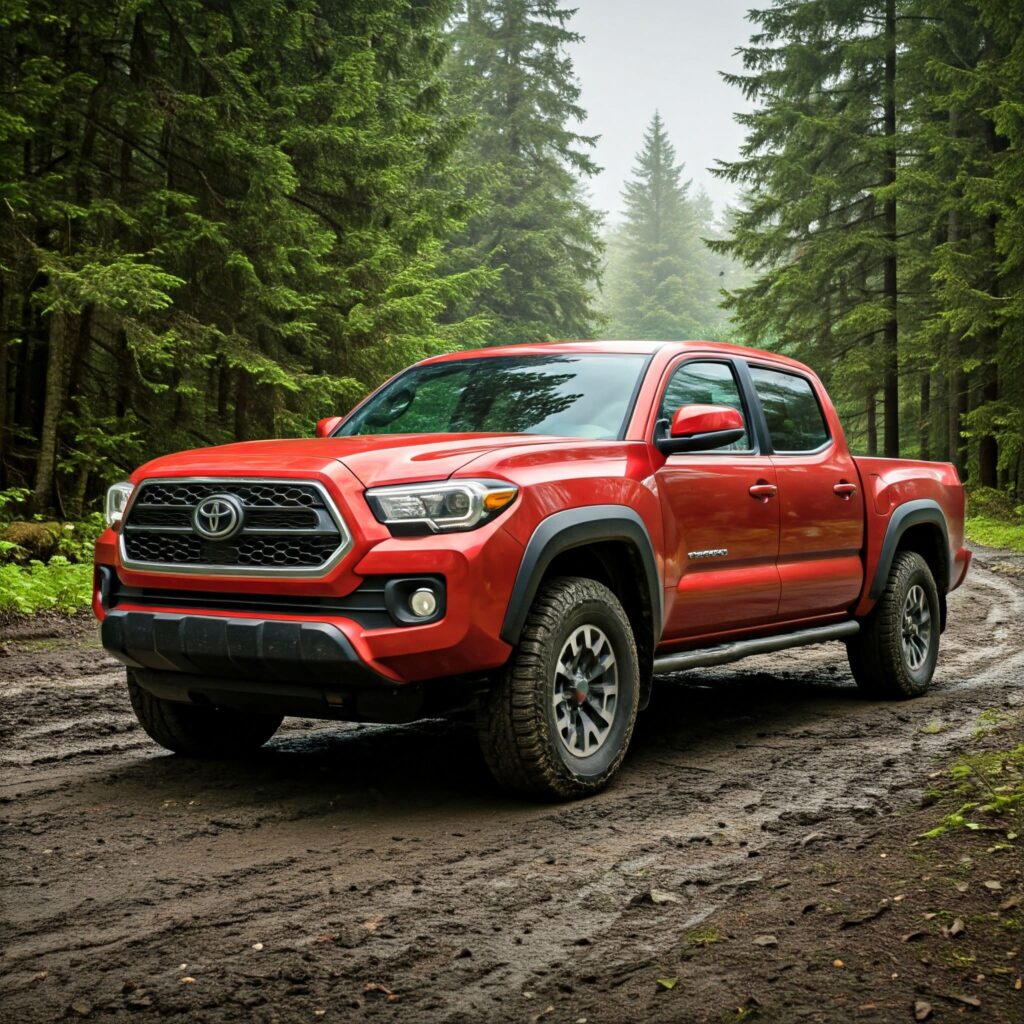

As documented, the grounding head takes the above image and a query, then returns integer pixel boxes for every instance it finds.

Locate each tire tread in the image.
[848,550,939,700]
[478,576,639,799]
[127,673,282,756]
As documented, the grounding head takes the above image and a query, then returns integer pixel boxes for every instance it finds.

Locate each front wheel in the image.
[478,576,640,799]
[127,672,283,756]
[847,550,940,699]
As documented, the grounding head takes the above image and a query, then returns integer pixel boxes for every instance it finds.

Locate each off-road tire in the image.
[127,672,283,756]
[478,576,640,799]
[847,550,940,699]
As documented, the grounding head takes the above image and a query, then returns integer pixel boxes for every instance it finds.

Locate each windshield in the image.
[336,354,647,440]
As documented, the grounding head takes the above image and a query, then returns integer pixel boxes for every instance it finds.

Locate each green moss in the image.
[923,735,1024,842]
[686,926,724,948]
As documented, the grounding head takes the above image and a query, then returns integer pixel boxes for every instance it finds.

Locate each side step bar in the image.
[652,621,859,675]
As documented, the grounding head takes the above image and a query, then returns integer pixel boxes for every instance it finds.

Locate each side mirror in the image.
[315,416,344,438]
[654,404,746,455]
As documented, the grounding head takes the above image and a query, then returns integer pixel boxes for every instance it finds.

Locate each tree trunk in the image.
[944,168,967,478]
[31,310,70,514]
[881,0,900,458]
[919,372,930,461]
[0,273,10,486]
[934,361,949,462]
[866,390,878,457]
[120,14,145,197]
[216,357,229,419]
[115,328,130,420]
[65,305,92,406]
[978,362,998,487]
[950,344,968,479]
[234,369,251,441]
[977,109,1005,485]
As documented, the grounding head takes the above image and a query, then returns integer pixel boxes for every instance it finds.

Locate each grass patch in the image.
[965,515,1024,552]
[0,558,93,615]
[964,487,1024,551]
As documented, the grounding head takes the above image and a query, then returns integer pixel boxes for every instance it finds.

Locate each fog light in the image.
[409,587,438,618]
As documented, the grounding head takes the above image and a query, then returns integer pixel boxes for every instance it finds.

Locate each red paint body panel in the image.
[95,340,968,696]
[657,456,781,636]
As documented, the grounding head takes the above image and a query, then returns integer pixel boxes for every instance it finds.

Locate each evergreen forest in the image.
[2,0,1022,523]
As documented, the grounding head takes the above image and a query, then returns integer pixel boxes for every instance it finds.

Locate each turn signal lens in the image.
[483,488,517,511]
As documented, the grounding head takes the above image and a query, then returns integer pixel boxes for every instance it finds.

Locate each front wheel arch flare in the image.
[499,505,662,651]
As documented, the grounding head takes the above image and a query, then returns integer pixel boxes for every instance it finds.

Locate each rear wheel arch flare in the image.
[869,499,950,602]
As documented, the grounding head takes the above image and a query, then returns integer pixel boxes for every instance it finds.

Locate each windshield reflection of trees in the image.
[449,359,579,433]
[358,357,586,434]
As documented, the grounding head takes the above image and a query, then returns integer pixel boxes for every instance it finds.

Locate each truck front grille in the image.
[120,479,352,577]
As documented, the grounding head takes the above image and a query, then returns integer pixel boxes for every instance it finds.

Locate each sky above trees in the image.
[567,0,756,220]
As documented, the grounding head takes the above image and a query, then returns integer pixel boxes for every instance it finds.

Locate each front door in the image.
[746,363,865,619]
[654,358,781,641]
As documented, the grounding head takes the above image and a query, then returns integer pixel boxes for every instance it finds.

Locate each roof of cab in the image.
[420,339,811,373]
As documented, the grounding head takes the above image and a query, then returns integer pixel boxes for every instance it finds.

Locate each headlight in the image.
[105,481,134,526]
[365,479,518,534]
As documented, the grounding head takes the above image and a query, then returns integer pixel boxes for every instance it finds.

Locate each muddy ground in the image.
[1,549,1022,1023]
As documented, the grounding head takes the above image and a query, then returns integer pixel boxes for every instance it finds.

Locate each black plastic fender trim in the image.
[868,498,950,600]
[499,505,663,647]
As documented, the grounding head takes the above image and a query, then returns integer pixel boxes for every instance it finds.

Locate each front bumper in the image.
[101,608,441,721]
[102,609,385,686]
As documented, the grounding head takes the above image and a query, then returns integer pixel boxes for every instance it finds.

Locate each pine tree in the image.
[712,0,909,456]
[602,113,720,340]
[444,0,603,343]
[908,0,1023,489]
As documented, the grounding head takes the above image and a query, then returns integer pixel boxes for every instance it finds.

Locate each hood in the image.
[132,433,580,489]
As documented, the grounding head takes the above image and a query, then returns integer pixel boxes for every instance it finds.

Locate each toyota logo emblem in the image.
[193,494,244,540]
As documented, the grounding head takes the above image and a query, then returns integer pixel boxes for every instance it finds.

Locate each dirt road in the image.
[1,549,1022,1023]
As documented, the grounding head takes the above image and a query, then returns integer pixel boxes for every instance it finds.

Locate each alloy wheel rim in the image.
[901,583,933,671]
[553,624,619,758]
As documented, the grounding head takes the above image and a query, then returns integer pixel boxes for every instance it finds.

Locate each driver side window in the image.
[659,360,751,452]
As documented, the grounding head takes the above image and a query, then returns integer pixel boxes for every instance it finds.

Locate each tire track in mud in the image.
[1,550,1022,1022]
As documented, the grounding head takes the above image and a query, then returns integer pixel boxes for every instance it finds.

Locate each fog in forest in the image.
[568,0,756,221]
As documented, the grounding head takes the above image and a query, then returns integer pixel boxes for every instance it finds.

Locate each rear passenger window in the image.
[659,360,750,452]
[749,366,829,453]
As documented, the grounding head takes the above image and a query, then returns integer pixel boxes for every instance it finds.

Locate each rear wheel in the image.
[478,576,640,799]
[127,672,283,756]
[847,550,940,699]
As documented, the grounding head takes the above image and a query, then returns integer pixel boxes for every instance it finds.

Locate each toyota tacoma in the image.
[94,341,970,798]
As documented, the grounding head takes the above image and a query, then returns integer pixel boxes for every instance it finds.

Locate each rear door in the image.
[746,363,865,620]
[654,357,781,640]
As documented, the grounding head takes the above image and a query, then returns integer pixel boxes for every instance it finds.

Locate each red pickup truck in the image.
[94,341,970,798]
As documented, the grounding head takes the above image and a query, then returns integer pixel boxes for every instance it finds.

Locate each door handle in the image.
[833,481,858,499]
[749,482,778,501]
